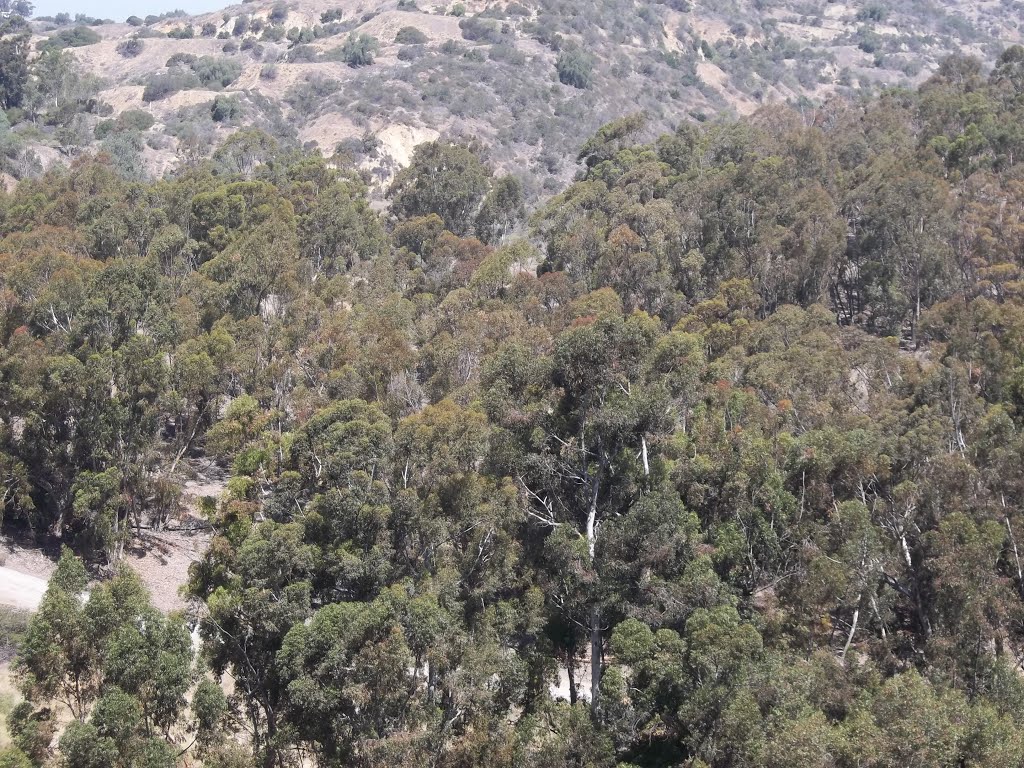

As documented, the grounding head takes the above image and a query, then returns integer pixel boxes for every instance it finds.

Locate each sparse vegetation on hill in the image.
[0,0,1010,194]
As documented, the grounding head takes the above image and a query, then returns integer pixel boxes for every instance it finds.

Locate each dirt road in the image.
[0,566,47,611]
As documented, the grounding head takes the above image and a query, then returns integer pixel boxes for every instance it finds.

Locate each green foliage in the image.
[191,56,243,88]
[39,26,101,51]
[395,25,428,45]
[98,131,145,180]
[115,38,143,58]
[556,46,594,88]
[0,15,31,110]
[389,140,493,235]
[857,3,889,22]
[0,749,31,768]
[2,57,1024,767]
[459,16,503,43]
[143,55,241,102]
[167,24,195,39]
[120,109,155,130]
[12,553,204,764]
[142,70,196,102]
[210,94,242,122]
[269,3,289,23]
[338,32,378,67]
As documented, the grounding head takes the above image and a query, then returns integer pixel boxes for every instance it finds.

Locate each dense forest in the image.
[2,45,1024,768]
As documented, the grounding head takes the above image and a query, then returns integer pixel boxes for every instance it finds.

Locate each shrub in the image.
[233,14,249,36]
[192,56,243,88]
[489,43,525,65]
[118,109,155,131]
[259,63,278,80]
[458,16,503,43]
[126,15,143,25]
[100,131,145,179]
[857,3,888,22]
[94,119,116,139]
[395,26,427,44]
[339,33,378,66]
[201,22,218,36]
[166,52,197,66]
[116,38,144,57]
[167,25,195,39]
[211,94,242,122]
[261,25,285,41]
[556,46,593,88]
[288,44,317,62]
[41,25,102,50]
[269,3,288,23]
[287,26,314,43]
[858,30,882,53]
[222,40,239,53]
[284,74,341,115]
[450,3,466,16]
[320,8,344,23]
[398,44,425,61]
[142,70,196,101]
[240,38,263,56]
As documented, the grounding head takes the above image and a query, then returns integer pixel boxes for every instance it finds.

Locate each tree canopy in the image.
[4,50,1024,768]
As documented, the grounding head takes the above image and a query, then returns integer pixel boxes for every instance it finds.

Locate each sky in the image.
[31,0,220,22]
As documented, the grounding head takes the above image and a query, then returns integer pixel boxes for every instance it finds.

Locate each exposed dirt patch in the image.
[0,537,58,583]
[0,459,224,616]
[298,112,365,148]
[123,527,210,613]
[0,567,47,611]
[696,61,758,115]
[71,37,228,83]
[355,9,464,45]
[375,123,440,167]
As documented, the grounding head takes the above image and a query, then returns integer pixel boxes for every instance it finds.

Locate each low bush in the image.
[115,38,144,58]
[395,26,427,45]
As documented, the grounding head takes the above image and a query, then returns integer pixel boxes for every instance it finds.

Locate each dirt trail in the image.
[0,459,225,614]
[0,567,47,611]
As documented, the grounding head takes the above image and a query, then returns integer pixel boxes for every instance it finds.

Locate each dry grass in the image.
[0,663,19,749]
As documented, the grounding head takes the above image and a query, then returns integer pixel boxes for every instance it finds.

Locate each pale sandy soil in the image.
[0,527,209,614]
[0,567,47,612]
[696,60,759,115]
[356,9,464,45]
[0,459,224,615]
[123,527,212,613]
